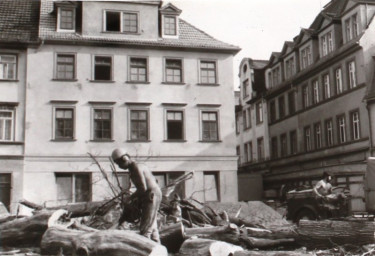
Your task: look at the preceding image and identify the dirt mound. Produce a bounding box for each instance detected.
[205,201,289,228]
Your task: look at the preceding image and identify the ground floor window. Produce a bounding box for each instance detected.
[0,173,11,211]
[56,173,91,203]
[153,172,186,199]
[204,172,220,202]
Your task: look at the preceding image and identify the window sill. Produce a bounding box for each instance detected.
[0,79,18,82]
[0,141,23,145]
[89,80,115,83]
[199,140,222,143]
[89,139,115,142]
[125,81,150,84]
[52,79,78,82]
[162,82,186,85]
[127,139,151,143]
[51,139,76,142]
[163,139,187,142]
[102,31,141,35]
[197,83,220,86]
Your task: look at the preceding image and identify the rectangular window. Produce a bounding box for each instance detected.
[55,108,74,140]
[285,57,295,79]
[0,55,16,80]
[202,111,218,141]
[278,96,285,119]
[123,12,138,33]
[348,60,357,88]
[164,16,177,36]
[114,172,131,191]
[325,119,334,147]
[0,106,15,141]
[0,174,11,211]
[166,110,184,140]
[290,130,297,155]
[236,146,240,165]
[345,18,351,41]
[165,59,182,83]
[93,109,112,140]
[321,32,333,56]
[129,57,147,82]
[59,8,75,30]
[204,172,219,202]
[350,110,360,140]
[105,11,138,33]
[268,72,273,88]
[302,85,310,108]
[200,61,216,84]
[242,110,247,131]
[337,114,346,144]
[243,79,249,98]
[56,173,91,203]
[56,54,75,80]
[256,102,263,124]
[130,110,148,141]
[312,80,320,104]
[335,67,343,94]
[345,14,359,42]
[288,91,296,115]
[270,100,276,123]
[304,126,311,152]
[244,142,252,163]
[323,74,331,99]
[153,172,186,198]
[272,66,281,86]
[280,133,287,157]
[235,113,240,134]
[301,46,312,69]
[94,56,112,81]
[243,108,251,129]
[257,137,264,161]
[314,123,322,149]
[271,137,278,159]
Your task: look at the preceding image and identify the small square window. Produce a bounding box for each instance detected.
[56,173,91,204]
[94,56,112,81]
[200,61,217,84]
[0,55,17,80]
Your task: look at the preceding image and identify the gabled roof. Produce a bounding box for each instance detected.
[268,52,281,66]
[294,28,315,46]
[280,41,295,56]
[38,0,240,53]
[250,59,268,70]
[0,0,40,43]
[160,2,182,15]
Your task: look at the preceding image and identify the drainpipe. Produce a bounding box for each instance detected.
[366,103,374,157]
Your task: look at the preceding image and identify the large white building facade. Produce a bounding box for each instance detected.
[0,0,240,213]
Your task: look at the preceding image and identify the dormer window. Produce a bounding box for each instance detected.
[104,11,139,33]
[160,3,182,38]
[345,13,359,42]
[300,45,312,70]
[164,16,177,36]
[55,2,77,32]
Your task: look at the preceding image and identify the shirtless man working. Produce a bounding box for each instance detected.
[111,148,162,243]
[314,172,346,203]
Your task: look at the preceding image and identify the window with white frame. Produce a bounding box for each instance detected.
[165,58,183,83]
[130,109,148,141]
[325,119,334,147]
[323,74,331,99]
[0,55,16,80]
[345,14,359,42]
[244,141,252,163]
[321,31,333,57]
[58,8,75,31]
[56,54,75,80]
[0,106,15,141]
[304,126,311,151]
[55,108,74,140]
[166,110,184,140]
[164,16,177,36]
[348,60,357,88]
[256,101,263,124]
[204,172,219,202]
[303,85,310,108]
[300,46,312,69]
[105,11,138,33]
[285,57,295,79]
[350,110,360,140]
[243,79,249,98]
[312,80,320,104]
[337,114,346,144]
[314,123,322,149]
[201,111,219,141]
[200,60,217,84]
[272,66,281,86]
[56,173,91,204]
[93,108,112,140]
[94,56,112,81]
[129,57,147,82]
[335,67,343,94]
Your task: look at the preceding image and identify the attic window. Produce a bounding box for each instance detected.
[57,7,76,31]
[164,16,177,35]
[243,65,247,73]
[106,12,121,32]
[104,11,139,33]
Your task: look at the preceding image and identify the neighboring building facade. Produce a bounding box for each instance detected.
[236,0,375,211]
[0,0,240,213]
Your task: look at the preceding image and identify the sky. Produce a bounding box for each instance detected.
[170,0,331,88]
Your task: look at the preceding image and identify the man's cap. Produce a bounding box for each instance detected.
[111,148,127,161]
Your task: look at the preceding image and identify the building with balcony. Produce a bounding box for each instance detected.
[0,0,240,213]
[236,0,375,210]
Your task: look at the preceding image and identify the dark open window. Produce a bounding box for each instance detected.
[167,110,183,140]
[94,56,112,81]
[106,11,120,32]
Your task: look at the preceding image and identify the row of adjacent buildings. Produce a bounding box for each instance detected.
[0,0,240,213]
[236,0,375,212]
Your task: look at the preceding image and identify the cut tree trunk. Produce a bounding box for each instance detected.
[185,223,241,245]
[296,219,375,249]
[234,250,313,256]
[159,222,185,253]
[72,229,168,256]
[0,210,52,247]
[41,227,85,255]
[246,226,297,240]
[243,237,295,249]
[178,238,243,256]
